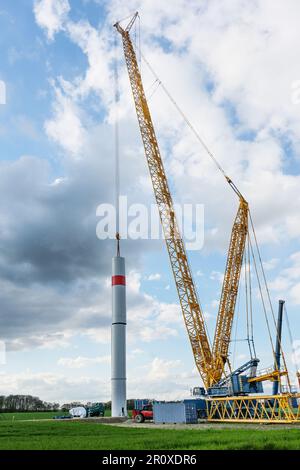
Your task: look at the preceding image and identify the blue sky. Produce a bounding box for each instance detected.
[0,0,300,403]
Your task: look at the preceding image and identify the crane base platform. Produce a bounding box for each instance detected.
[207,394,300,423]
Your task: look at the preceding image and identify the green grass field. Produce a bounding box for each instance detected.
[0,411,60,421]
[0,410,112,421]
[0,415,299,450]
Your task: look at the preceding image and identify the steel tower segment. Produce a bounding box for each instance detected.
[111,256,127,417]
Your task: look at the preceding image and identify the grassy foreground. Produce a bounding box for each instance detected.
[0,410,112,421]
[0,419,299,450]
[0,411,60,421]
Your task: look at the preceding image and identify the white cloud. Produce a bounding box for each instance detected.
[77,270,182,346]
[128,348,144,358]
[211,299,219,308]
[146,357,182,381]
[106,0,300,252]
[58,355,110,369]
[33,0,300,251]
[147,273,161,281]
[204,311,214,322]
[9,333,72,351]
[127,270,142,294]
[269,276,290,293]
[0,80,6,105]
[33,0,300,253]
[50,176,68,186]
[65,20,112,101]
[269,251,300,304]
[34,0,70,41]
[45,85,86,155]
[0,358,199,403]
[0,371,109,403]
[139,325,178,343]
[290,283,300,305]
[210,270,224,283]
[291,340,300,367]
[126,357,200,400]
[263,258,280,271]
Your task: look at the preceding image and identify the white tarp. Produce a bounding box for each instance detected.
[69,406,87,418]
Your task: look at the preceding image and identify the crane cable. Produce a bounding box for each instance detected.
[138,49,245,200]
[232,287,241,369]
[148,80,162,101]
[248,235,276,360]
[114,31,121,256]
[116,11,139,25]
[244,242,251,357]
[247,233,257,358]
[230,237,256,364]
[134,13,141,69]
[249,212,291,390]
[244,236,256,360]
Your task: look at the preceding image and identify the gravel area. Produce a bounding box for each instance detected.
[104,419,300,430]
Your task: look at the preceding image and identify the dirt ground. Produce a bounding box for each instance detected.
[99,418,300,430]
[22,416,300,430]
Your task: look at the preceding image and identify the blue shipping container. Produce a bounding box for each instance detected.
[183,399,206,411]
[134,399,150,410]
[183,399,207,418]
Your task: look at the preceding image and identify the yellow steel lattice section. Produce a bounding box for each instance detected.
[212,198,249,383]
[115,25,214,387]
[207,394,300,423]
[248,366,288,383]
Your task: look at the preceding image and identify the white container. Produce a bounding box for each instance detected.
[153,402,197,424]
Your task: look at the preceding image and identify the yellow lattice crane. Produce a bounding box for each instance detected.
[114,14,249,390]
[114,13,300,423]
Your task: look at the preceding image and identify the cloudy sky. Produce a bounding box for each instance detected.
[0,0,300,403]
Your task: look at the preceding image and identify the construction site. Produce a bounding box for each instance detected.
[108,12,300,427]
[1,1,300,457]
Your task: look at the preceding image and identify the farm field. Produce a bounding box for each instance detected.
[0,415,299,450]
[0,411,60,421]
[0,410,112,421]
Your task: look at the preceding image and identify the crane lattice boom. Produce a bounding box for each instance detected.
[115,18,248,389]
[212,198,248,383]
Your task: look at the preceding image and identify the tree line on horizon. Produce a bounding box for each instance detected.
[0,395,137,412]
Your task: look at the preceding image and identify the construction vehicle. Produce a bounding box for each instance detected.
[132,401,153,423]
[86,402,105,417]
[54,402,105,419]
[114,13,300,423]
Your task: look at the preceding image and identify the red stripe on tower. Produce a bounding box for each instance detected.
[112,275,126,286]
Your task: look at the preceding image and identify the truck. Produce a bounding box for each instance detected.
[132,401,153,423]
